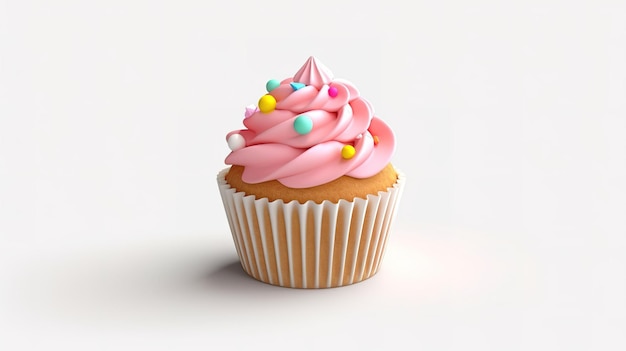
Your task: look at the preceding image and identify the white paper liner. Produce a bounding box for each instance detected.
[217,168,405,288]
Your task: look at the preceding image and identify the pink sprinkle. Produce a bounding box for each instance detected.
[244,105,258,118]
[328,86,338,97]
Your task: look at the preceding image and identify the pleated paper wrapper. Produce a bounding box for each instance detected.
[217,168,405,289]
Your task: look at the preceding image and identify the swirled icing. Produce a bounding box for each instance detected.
[225,57,395,188]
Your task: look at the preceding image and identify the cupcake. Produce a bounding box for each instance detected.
[217,56,404,288]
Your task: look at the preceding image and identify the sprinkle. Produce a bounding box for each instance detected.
[258,94,276,113]
[373,135,379,145]
[341,145,356,159]
[328,86,338,97]
[244,105,258,118]
[290,82,306,91]
[266,79,280,92]
[227,133,245,151]
[293,115,313,135]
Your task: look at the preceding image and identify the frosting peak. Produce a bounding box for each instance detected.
[292,56,334,89]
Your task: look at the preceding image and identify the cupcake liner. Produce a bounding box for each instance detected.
[217,168,405,288]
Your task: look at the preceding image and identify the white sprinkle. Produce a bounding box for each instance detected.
[227,134,246,151]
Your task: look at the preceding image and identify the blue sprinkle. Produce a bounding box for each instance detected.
[290,82,306,91]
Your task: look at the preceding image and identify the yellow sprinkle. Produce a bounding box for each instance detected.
[373,135,379,145]
[341,145,356,159]
[258,94,276,113]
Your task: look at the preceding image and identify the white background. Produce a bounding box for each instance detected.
[1,0,625,350]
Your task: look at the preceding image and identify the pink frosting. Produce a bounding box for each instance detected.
[225,57,395,188]
[292,56,334,89]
